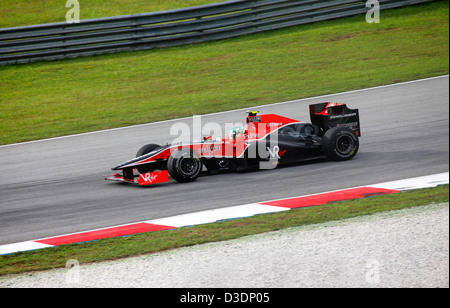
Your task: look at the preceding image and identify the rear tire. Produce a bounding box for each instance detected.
[322,127,359,161]
[167,148,202,183]
[135,144,161,174]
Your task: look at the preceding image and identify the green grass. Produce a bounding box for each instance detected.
[0,184,448,276]
[0,1,448,145]
[0,0,219,28]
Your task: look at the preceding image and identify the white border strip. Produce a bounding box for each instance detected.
[145,203,290,228]
[0,241,53,255]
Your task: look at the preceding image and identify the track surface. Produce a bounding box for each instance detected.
[0,76,448,245]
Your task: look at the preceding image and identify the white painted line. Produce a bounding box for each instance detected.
[370,172,449,191]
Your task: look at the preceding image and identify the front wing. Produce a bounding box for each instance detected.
[105,170,170,186]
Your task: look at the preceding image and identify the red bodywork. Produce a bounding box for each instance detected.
[105,113,300,186]
[120,114,299,169]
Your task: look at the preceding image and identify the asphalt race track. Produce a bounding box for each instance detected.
[0,76,448,245]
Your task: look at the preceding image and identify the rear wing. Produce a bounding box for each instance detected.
[309,103,361,137]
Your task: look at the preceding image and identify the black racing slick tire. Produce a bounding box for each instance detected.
[135,143,161,174]
[167,148,202,183]
[136,144,161,157]
[322,127,359,161]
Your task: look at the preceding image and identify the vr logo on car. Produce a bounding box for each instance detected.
[266,146,287,159]
[138,171,170,185]
[267,146,281,159]
[140,173,158,183]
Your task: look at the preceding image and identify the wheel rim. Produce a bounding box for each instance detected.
[179,157,200,176]
[336,134,354,155]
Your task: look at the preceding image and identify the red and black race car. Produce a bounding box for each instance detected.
[105,103,360,186]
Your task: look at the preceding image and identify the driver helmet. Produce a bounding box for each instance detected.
[229,126,245,140]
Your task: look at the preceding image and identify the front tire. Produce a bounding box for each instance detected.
[167,148,202,183]
[135,143,161,174]
[322,127,359,161]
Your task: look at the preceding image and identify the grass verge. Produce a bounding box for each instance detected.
[0,1,448,145]
[0,184,448,276]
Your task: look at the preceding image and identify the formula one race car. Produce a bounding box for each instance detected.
[105,103,360,186]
